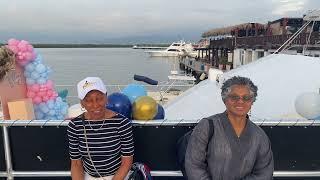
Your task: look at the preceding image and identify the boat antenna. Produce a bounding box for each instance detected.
[273,9,320,54]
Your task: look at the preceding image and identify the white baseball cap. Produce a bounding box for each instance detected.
[77,77,107,100]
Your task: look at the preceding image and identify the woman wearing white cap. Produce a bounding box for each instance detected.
[67,77,134,180]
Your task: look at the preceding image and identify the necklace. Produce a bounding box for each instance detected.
[87,119,106,131]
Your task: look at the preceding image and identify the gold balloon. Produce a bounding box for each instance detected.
[133,96,158,120]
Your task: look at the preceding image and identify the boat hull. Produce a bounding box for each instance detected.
[146,51,184,57]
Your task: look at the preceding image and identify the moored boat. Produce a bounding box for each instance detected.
[146,40,195,57]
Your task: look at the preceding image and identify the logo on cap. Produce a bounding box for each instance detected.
[82,81,95,90]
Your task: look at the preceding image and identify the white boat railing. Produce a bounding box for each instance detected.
[1,119,320,179]
[2,170,320,178]
[0,118,320,127]
[55,83,194,105]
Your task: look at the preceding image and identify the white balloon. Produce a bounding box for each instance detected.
[295,92,320,119]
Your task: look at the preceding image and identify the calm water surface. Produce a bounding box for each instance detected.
[36,48,181,98]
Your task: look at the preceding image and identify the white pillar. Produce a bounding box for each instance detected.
[264,50,270,57]
[233,49,241,68]
[252,50,259,61]
[244,50,252,64]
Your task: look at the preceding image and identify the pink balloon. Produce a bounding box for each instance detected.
[31,84,40,92]
[43,96,49,102]
[33,96,42,104]
[7,45,18,54]
[46,80,54,89]
[47,90,53,96]
[27,86,32,92]
[27,44,33,52]
[18,60,28,66]
[24,52,33,61]
[38,91,46,97]
[31,52,36,61]
[20,40,29,45]
[27,91,36,98]
[39,85,47,92]
[18,43,27,52]
[8,39,19,46]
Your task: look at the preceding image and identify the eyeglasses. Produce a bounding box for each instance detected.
[227,95,253,102]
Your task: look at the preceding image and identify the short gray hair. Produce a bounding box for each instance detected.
[221,76,258,102]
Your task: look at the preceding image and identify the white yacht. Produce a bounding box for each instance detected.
[146,40,195,57]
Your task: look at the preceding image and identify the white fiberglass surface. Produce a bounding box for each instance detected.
[164,54,320,121]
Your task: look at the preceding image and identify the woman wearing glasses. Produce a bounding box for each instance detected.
[185,76,274,180]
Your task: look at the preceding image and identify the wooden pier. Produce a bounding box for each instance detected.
[181,17,320,74]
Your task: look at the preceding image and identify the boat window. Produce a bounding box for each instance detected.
[168,49,180,52]
[172,44,180,46]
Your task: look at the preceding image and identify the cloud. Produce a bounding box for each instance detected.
[272,0,306,16]
[0,0,319,43]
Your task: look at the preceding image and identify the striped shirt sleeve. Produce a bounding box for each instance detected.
[67,120,81,160]
[118,118,134,156]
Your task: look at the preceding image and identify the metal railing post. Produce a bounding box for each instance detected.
[3,126,13,180]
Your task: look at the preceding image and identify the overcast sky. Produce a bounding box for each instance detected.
[0,0,319,43]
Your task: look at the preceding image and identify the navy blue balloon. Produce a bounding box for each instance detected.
[153,104,165,120]
[106,92,132,119]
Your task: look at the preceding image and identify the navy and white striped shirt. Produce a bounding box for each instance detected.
[67,113,134,177]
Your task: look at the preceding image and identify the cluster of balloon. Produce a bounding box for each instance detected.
[106,84,165,120]
[295,92,320,120]
[7,39,36,66]
[6,39,68,120]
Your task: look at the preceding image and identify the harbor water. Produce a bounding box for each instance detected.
[36,48,182,103]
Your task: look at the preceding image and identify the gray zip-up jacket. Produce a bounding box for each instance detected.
[185,112,274,180]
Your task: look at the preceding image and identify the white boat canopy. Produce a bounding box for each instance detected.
[164,54,320,121]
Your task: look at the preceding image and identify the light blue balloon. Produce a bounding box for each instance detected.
[47,67,52,74]
[56,97,63,103]
[48,110,56,116]
[34,104,39,111]
[26,78,35,85]
[31,71,40,80]
[47,100,55,109]
[34,54,42,63]
[122,84,147,103]
[49,116,57,120]
[35,110,44,120]
[40,104,49,113]
[35,64,46,73]
[40,72,48,78]
[24,71,31,78]
[37,77,46,84]
[61,104,68,115]
[25,63,34,72]
[39,102,46,108]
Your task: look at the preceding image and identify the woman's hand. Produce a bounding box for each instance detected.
[71,159,84,180]
[112,156,133,180]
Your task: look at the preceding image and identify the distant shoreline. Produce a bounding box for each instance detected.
[0,43,170,48]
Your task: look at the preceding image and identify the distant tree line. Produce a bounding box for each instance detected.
[0,43,170,48]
